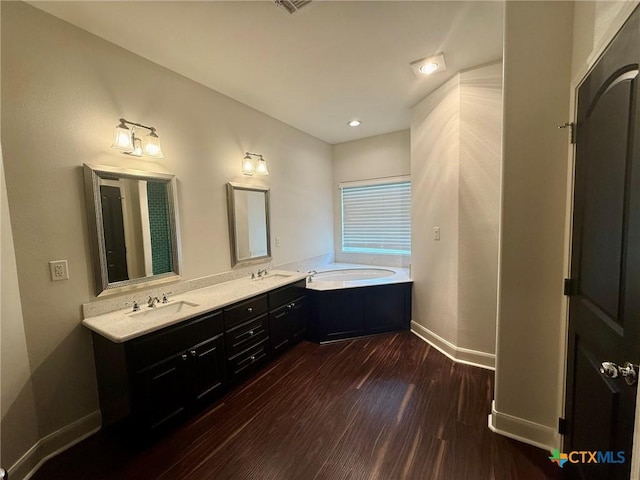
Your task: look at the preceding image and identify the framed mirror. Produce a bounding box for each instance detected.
[83,164,182,296]
[226,182,271,267]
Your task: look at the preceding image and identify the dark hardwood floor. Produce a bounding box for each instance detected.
[34,332,562,479]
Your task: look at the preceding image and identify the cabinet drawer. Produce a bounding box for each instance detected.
[225,314,269,358]
[227,338,270,380]
[269,280,306,309]
[224,295,268,330]
[127,310,223,370]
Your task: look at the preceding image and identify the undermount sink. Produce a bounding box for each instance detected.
[130,300,199,319]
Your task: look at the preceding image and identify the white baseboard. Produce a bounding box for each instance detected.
[488,400,560,452]
[411,321,495,370]
[9,410,101,480]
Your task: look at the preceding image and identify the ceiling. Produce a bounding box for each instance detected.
[29,1,504,144]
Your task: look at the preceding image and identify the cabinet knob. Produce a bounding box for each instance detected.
[249,330,254,336]
[190,350,197,357]
[247,307,253,313]
[181,353,188,361]
[250,355,256,362]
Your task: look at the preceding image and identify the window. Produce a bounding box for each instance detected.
[340,177,411,255]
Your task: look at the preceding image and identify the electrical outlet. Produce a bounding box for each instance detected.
[434,227,441,241]
[49,260,69,281]
[276,237,281,247]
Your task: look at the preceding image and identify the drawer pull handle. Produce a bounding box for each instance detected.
[190,350,197,357]
[250,355,256,362]
[181,353,188,361]
[249,330,254,336]
[247,307,253,313]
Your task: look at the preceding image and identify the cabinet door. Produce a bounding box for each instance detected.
[317,289,365,341]
[269,305,290,354]
[289,296,307,343]
[134,353,188,431]
[363,284,410,334]
[190,334,226,407]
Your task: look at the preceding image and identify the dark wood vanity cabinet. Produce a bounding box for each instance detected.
[224,294,271,383]
[269,280,307,355]
[92,310,226,431]
[91,280,308,433]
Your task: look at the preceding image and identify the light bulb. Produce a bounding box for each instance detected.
[111,122,133,151]
[419,62,439,75]
[144,131,164,158]
[242,154,255,175]
[255,157,269,175]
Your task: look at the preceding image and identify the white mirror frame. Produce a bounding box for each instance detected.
[83,163,182,296]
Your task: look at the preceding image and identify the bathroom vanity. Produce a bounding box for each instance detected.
[84,274,307,432]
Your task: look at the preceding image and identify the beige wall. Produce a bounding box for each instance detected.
[491,1,574,450]
[1,153,41,472]
[458,64,502,356]
[410,62,502,366]
[411,75,461,345]
[1,1,333,473]
[332,129,411,267]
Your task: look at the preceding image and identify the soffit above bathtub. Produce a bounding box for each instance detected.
[28,1,504,145]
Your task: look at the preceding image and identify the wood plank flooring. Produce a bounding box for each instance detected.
[33,332,562,479]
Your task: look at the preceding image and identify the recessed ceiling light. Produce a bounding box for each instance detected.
[410,52,447,77]
[419,62,439,75]
[348,120,361,127]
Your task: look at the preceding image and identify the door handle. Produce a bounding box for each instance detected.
[600,361,638,385]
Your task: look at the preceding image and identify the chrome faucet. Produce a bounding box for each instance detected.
[257,268,268,277]
[147,296,161,308]
[307,270,317,283]
[127,300,140,312]
[161,292,171,303]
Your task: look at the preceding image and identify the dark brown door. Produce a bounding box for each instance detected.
[565,6,640,480]
[100,185,129,282]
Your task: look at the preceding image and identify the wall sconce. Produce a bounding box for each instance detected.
[111,118,164,159]
[242,152,269,176]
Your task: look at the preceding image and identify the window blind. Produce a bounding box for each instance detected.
[341,180,411,255]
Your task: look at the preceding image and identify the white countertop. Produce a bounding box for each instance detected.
[82,270,307,343]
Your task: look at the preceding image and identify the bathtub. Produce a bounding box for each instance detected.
[305,264,411,291]
[305,264,412,343]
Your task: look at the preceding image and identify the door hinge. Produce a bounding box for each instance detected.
[558,417,567,435]
[558,122,576,144]
[564,278,576,296]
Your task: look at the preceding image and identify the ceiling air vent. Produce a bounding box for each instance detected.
[274,0,312,15]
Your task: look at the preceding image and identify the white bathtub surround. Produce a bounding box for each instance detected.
[306,263,411,291]
[334,251,410,268]
[83,270,307,343]
[276,252,334,274]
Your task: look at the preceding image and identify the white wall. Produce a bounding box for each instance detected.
[1,1,333,474]
[410,62,502,368]
[490,1,574,451]
[332,129,411,267]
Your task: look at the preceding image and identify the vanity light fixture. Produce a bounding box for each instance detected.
[410,52,447,77]
[242,152,269,176]
[110,118,164,159]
